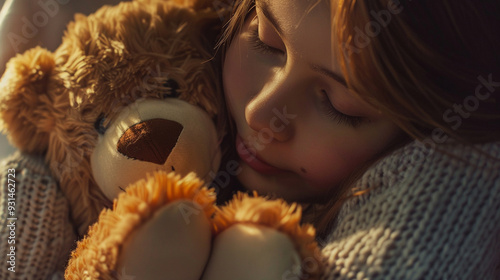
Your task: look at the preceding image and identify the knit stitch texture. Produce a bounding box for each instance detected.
[320,141,500,280]
[0,152,76,280]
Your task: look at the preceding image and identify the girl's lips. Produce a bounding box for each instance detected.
[236,136,286,176]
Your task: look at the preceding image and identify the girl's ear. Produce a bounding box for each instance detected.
[0,46,67,155]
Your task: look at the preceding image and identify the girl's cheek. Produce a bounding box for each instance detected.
[299,143,368,191]
[224,41,249,99]
[304,163,347,192]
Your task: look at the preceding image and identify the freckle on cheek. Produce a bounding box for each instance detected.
[300,167,307,173]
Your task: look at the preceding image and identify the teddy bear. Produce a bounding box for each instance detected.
[0,0,225,238]
[0,0,322,279]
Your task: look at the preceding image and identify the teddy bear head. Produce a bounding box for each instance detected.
[0,0,229,235]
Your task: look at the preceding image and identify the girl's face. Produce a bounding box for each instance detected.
[223,0,401,202]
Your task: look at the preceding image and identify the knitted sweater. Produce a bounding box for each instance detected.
[1,142,499,279]
[0,152,77,280]
[320,141,500,280]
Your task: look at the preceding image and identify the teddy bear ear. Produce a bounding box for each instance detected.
[0,46,66,155]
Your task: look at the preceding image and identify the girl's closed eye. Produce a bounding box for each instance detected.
[249,27,284,55]
[247,10,364,128]
[318,90,365,128]
[247,10,285,55]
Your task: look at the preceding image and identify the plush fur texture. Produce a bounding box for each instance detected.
[1,0,322,278]
[0,0,225,236]
[65,171,216,279]
[213,192,323,279]
[65,171,322,279]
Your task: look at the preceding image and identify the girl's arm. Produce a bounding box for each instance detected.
[0,152,76,279]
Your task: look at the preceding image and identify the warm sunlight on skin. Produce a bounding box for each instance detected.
[223,0,402,202]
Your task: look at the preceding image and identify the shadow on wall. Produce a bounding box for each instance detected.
[0,1,14,158]
[0,133,16,159]
[0,1,11,158]
[0,0,126,159]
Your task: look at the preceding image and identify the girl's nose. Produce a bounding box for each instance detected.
[245,77,297,142]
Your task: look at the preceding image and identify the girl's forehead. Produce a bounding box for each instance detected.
[258,0,338,73]
[257,0,331,31]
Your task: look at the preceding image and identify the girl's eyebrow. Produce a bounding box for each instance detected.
[255,0,284,35]
[256,0,347,88]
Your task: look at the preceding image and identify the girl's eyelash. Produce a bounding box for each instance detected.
[319,90,364,128]
[247,14,361,128]
[249,27,284,55]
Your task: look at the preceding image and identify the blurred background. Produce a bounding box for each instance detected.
[0,0,14,158]
[0,0,124,159]
[0,0,10,158]
[0,133,15,159]
[0,135,15,159]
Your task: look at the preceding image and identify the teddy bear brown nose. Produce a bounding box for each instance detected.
[117,119,183,165]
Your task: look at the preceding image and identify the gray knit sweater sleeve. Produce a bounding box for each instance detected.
[320,141,500,280]
[0,152,77,280]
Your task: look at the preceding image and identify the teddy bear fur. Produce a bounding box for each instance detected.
[0,0,322,278]
[65,171,321,279]
[0,0,226,236]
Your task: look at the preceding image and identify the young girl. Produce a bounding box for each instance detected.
[1,0,499,279]
[209,0,500,278]
[122,0,500,279]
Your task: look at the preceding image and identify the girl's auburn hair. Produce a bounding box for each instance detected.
[333,0,500,144]
[218,0,500,236]
[220,0,500,143]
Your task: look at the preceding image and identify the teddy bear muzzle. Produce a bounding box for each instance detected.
[117,118,183,165]
[91,98,221,202]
